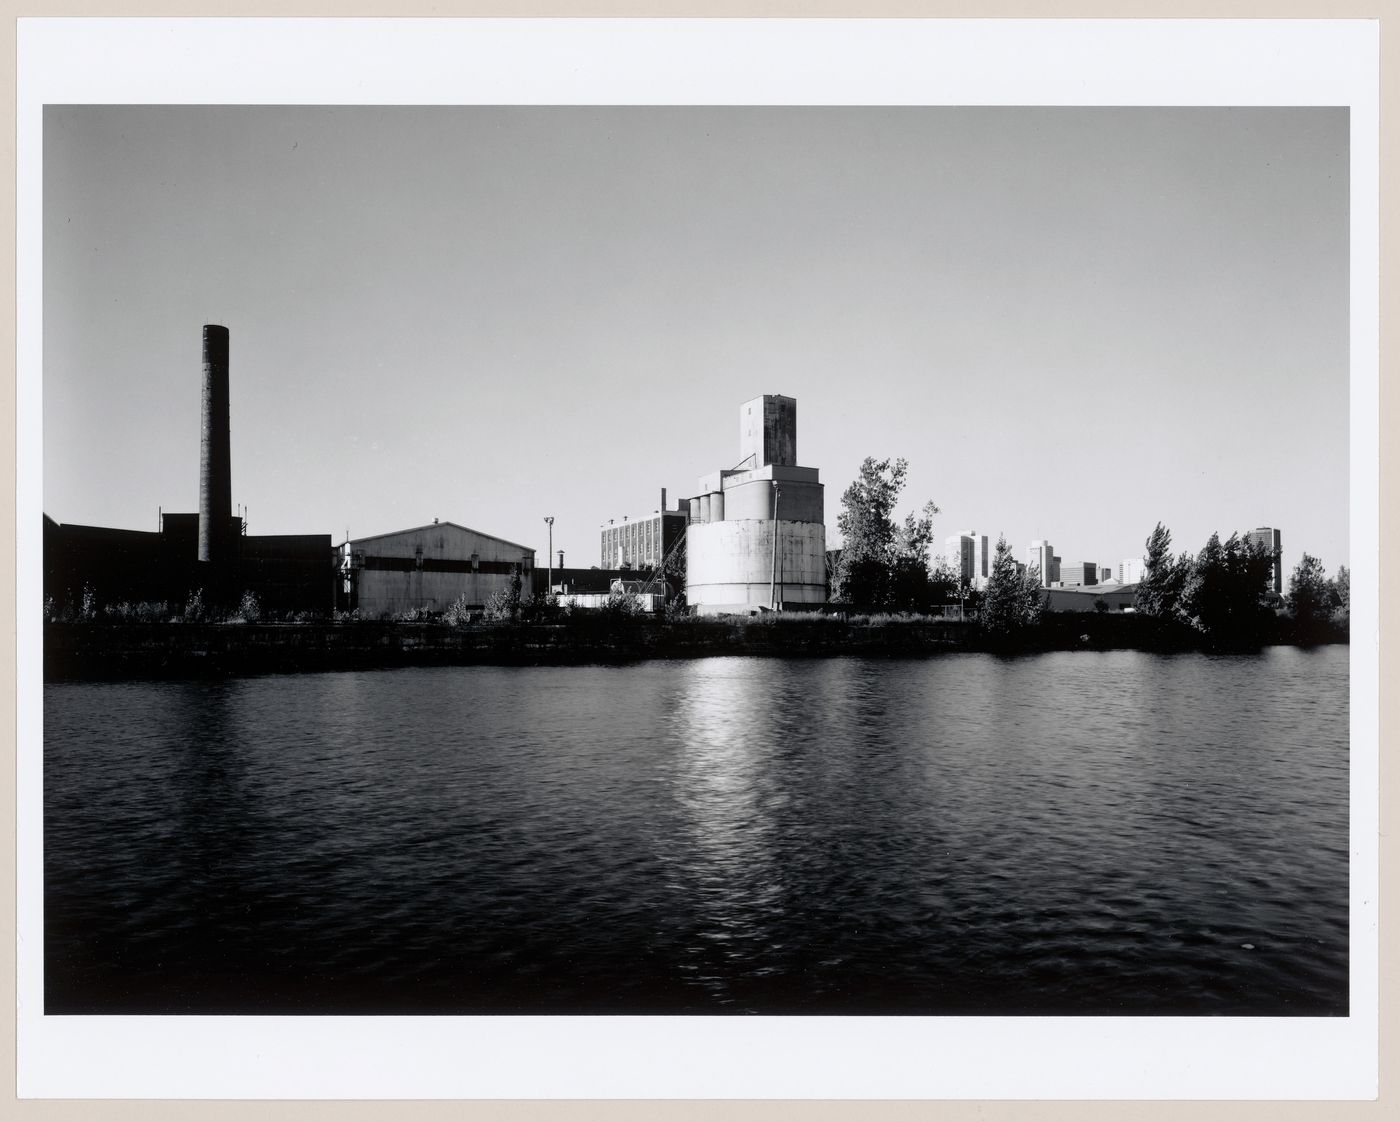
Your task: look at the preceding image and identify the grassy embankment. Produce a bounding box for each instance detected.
[42,606,1347,681]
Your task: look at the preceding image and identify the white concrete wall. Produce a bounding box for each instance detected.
[722,477,823,523]
[686,520,826,613]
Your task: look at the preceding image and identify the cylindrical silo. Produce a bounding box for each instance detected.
[198,324,231,564]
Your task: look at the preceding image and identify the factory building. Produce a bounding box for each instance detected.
[944,531,989,589]
[44,325,334,617]
[341,521,535,618]
[684,394,826,615]
[600,489,689,572]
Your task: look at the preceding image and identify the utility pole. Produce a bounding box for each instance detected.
[770,484,782,612]
[544,516,554,596]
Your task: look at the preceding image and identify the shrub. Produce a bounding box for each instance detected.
[78,583,97,621]
[443,594,475,627]
[182,588,206,623]
[602,588,646,618]
[101,600,168,623]
[519,592,561,624]
[483,577,523,622]
[236,590,262,624]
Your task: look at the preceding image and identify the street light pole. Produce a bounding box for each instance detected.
[769,484,782,612]
[544,517,554,596]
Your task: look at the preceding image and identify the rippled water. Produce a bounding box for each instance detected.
[44,648,1349,1015]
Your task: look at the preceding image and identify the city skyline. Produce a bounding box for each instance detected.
[44,105,1349,592]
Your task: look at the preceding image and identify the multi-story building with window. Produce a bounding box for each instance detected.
[944,531,990,589]
[600,489,688,572]
[1028,540,1061,587]
[1245,526,1283,594]
[1058,561,1098,587]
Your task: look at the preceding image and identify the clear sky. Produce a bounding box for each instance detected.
[43,105,1349,579]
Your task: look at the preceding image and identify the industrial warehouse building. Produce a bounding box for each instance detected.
[1044,585,1139,613]
[340,521,536,618]
[44,325,334,617]
[44,513,335,618]
[684,394,827,614]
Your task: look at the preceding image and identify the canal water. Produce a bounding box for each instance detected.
[43,648,1349,1015]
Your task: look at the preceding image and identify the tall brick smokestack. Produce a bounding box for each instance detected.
[198,324,231,564]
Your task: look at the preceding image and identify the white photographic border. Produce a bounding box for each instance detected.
[15,17,1381,1100]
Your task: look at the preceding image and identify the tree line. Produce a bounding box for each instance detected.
[830,457,1348,646]
[1136,522,1348,645]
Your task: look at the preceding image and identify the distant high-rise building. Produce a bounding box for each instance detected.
[1100,566,1114,583]
[1028,540,1061,587]
[1120,557,1146,585]
[944,530,989,589]
[1245,526,1283,594]
[1059,561,1098,587]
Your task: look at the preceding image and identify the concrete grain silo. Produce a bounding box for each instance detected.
[684,395,827,614]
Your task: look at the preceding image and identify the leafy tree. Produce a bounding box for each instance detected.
[660,535,687,601]
[519,591,561,624]
[602,587,647,618]
[444,593,475,626]
[236,590,261,624]
[1180,531,1273,643]
[1331,564,1350,615]
[833,457,940,611]
[1286,553,1333,634]
[483,573,523,621]
[926,557,962,606]
[980,535,1044,636]
[1135,522,1190,620]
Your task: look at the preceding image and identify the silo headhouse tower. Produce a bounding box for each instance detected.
[684,394,827,614]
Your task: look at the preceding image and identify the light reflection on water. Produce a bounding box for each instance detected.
[44,648,1349,1015]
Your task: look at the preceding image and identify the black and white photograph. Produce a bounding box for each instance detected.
[18,17,1379,1102]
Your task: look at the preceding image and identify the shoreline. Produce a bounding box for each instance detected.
[42,615,1349,681]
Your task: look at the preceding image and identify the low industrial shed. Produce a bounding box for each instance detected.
[341,521,535,618]
[1043,584,1139,613]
